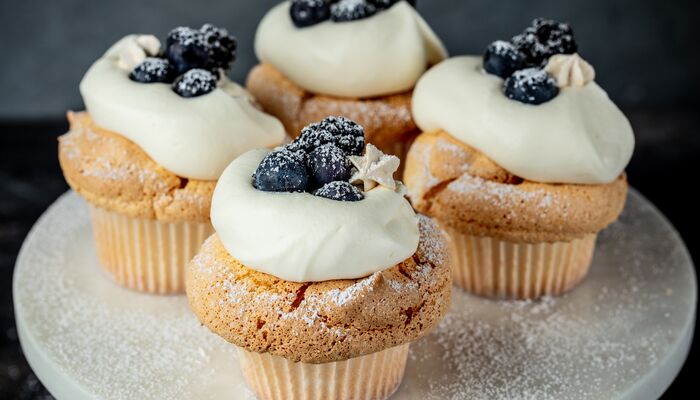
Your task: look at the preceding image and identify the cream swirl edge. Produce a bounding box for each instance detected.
[80,35,286,181]
[255,1,447,98]
[211,150,420,283]
[412,56,635,185]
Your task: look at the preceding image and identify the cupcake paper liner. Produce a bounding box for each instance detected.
[236,344,409,400]
[443,227,597,299]
[89,205,213,294]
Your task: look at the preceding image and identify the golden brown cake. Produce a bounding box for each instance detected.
[247,63,419,162]
[57,26,285,294]
[405,131,627,298]
[186,115,451,399]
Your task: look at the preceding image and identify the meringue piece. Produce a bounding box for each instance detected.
[255,1,447,98]
[545,53,596,88]
[412,56,634,185]
[115,35,161,71]
[211,150,420,282]
[349,144,400,191]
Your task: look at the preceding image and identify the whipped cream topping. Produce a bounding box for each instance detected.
[255,1,447,98]
[115,35,161,70]
[80,35,286,181]
[412,56,635,185]
[211,150,420,282]
[545,53,596,88]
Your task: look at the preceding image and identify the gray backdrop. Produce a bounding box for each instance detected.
[1,0,698,119]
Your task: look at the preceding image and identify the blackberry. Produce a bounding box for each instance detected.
[331,0,378,22]
[295,116,365,156]
[512,18,577,66]
[164,24,237,74]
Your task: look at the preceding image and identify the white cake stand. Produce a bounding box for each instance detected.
[13,190,696,400]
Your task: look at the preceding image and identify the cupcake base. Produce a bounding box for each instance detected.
[89,205,213,294]
[443,227,596,299]
[236,344,409,400]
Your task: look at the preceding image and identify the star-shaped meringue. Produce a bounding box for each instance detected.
[349,144,400,192]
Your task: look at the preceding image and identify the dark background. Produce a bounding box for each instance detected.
[0,0,697,398]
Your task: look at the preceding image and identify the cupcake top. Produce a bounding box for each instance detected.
[80,25,285,181]
[254,0,447,98]
[210,117,419,282]
[412,18,635,185]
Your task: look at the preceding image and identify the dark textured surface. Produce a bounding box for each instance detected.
[1,0,700,118]
[0,111,697,398]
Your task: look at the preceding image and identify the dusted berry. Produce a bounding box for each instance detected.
[314,181,364,202]
[504,68,559,105]
[199,24,238,71]
[512,18,577,66]
[164,27,210,74]
[368,0,399,8]
[172,69,217,98]
[129,58,176,83]
[165,24,237,74]
[483,41,526,78]
[254,149,309,192]
[290,0,331,28]
[308,144,352,188]
[295,116,365,155]
[331,0,378,22]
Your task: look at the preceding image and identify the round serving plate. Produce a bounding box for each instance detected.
[13,190,696,400]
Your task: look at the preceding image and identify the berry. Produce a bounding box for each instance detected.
[483,41,526,79]
[504,68,559,105]
[199,24,238,71]
[331,0,378,22]
[172,69,218,98]
[512,18,577,66]
[368,0,398,8]
[164,24,237,74]
[308,144,352,188]
[314,181,364,202]
[253,149,309,192]
[290,0,331,28]
[294,116,365,155]
[129,58,176,83]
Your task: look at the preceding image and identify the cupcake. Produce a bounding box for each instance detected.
[404,19,634,299]
[186,117,451,400]
[246,0,447,169]
[58,25,285,294]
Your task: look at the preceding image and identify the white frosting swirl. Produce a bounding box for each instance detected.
[211,150,420,282]
[255,1,447,98]
[80,35,286,181]
[412,56,635,184]
[545,53,596,88]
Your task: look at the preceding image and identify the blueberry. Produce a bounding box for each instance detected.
[331,0,378,22]
[290,0,331,28]
[483,41,527,79]
[164,24,237,74]
[314,181,364,202]
[308,144,352,188]
[129,58,176,83]
[504,68,559,105]
[294,116,365,156]
[512,18,577,66]
[164,27,210,74]
[172,69,218,98]
[254,149,309,192]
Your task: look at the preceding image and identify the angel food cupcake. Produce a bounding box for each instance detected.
[187,117,451,400]
[247,0,447,168]
[58,25,285,294]
[404,19,634,299]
